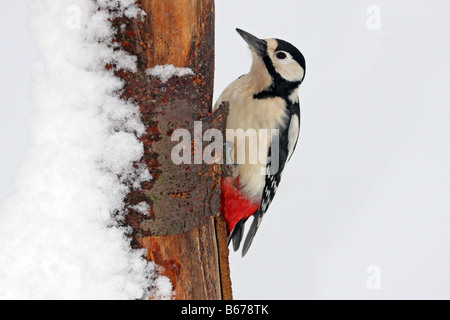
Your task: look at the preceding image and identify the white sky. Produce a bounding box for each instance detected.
[216,0,450,299]
[1,0,450,299]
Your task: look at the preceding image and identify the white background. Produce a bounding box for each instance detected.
[1,0,450,299]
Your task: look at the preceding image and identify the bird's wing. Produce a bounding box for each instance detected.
[241,104,300,256]
[287,112,300,162]
[241,143,284,256]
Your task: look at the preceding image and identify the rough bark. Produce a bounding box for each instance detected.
[110,0,232,300]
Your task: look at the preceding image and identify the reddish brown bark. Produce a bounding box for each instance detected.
[109,0,232,300]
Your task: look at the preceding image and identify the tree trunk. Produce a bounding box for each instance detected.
[110,0,232,300]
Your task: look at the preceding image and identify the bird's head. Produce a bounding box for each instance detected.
[236,28,306,87]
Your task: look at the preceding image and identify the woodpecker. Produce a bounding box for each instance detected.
[214,29,306,256]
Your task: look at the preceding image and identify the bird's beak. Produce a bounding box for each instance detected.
[236,28,267,57]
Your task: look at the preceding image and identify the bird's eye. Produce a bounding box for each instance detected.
[276,51,287,60]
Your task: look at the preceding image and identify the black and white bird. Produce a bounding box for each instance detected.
[215,29,306,256]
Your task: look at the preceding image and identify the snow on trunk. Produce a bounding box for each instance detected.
[0,0,172,300]
[146,65,195,83]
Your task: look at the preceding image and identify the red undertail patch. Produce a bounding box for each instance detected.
[220,176,260,234]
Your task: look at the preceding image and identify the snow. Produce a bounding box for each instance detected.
[146,64,194,83]
[0,0,172,300]
[130,202,151,216]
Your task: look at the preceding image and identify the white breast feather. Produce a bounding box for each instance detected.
[215,69,288,202]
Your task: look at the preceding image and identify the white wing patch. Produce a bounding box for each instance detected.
[287,114,300,161]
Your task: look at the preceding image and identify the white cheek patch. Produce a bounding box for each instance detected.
[275,61,304,82]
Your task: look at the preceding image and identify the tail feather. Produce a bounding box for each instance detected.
[242,210,263,257]
[228,219,245,251]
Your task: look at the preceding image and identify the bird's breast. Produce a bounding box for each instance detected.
[227,95,288,132]
[225,94,288,201]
